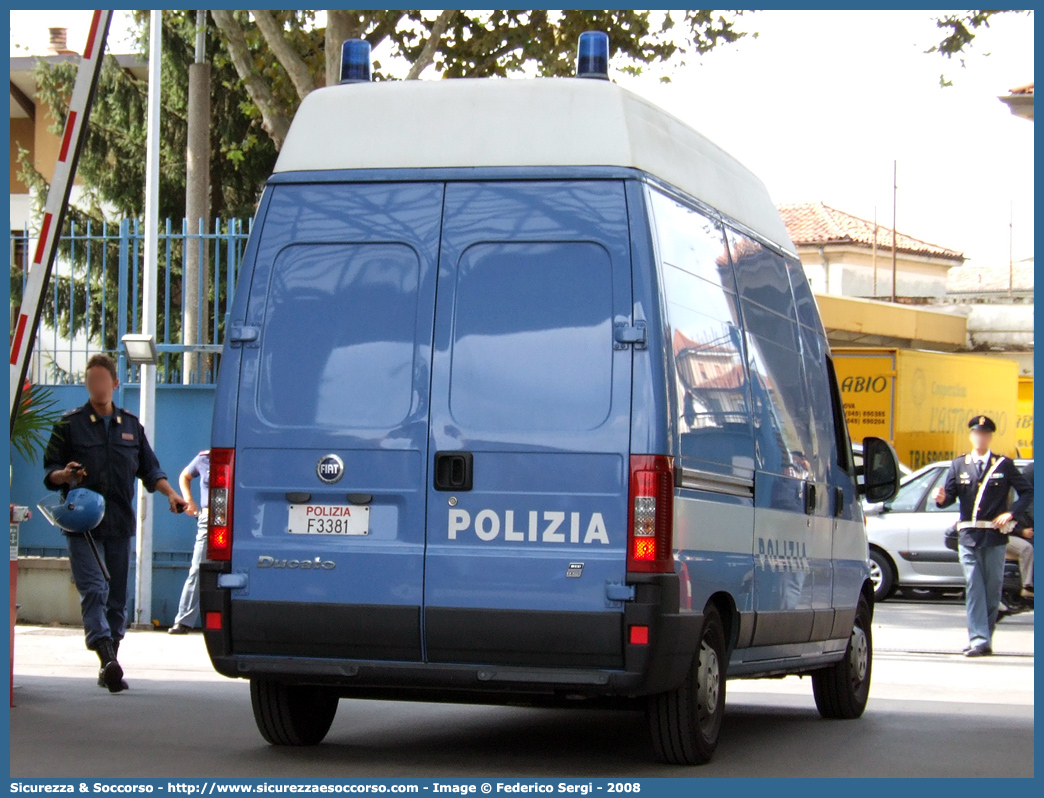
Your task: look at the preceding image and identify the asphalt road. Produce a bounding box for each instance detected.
[9,598,1034,778]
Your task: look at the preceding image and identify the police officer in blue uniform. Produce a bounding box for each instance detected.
[43,354,189,691]
[932,415,1033,656]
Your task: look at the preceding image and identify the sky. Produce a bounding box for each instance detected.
[9,9,1035,270]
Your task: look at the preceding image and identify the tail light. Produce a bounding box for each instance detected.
[627,455,675,573]
[207,448,235,561]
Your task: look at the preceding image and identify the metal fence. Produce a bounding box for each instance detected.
[10,217,251,386]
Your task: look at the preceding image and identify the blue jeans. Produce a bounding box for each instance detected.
[173,511,208,628]
[959,542,1007,648]
[66,534,131,650]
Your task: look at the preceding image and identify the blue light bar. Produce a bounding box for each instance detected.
[340,39,372,84]
[576,31,609,80]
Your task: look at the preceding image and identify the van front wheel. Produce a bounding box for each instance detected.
[812,595,872,719]
[250,678,339,745]
[647,605,726,765]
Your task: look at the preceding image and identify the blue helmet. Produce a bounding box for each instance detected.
[37,488,106,533]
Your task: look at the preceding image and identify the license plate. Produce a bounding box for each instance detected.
[287,504,369,535]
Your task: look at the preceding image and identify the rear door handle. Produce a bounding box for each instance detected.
[229,325,260,347]
[804,482,817,516]
[434,451,473,491]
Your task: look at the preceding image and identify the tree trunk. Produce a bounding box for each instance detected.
[325,10,354,88]
[212,10,291,150]
[250,10,316,100]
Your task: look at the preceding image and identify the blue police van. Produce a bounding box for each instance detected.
[200,34,901,765]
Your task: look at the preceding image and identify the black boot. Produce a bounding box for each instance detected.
[94,637,127,693]
[111,639,129,691]
[95,640,108,688]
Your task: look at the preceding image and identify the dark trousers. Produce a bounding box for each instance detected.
[959,542,1006,648]
[66,534,132,649]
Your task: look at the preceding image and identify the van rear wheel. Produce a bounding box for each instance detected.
[812,595,872,719]
[647,605,726,765]
[250,678,339,746]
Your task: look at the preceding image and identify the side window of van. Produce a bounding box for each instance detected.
[727,228,814,478]
[730,227,796,321]
[648,189,753,476]
[648,190,737,292]
[785,254,821,332]
[798,326,841,483]
[825,356,854,474]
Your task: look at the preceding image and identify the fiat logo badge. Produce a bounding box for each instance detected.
[316,454,344,484]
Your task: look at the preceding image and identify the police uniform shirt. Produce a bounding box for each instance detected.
[43,402,167,538]
[970,451,990,474]
[936,452,1034,548]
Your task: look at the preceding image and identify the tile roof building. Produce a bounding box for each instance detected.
[999,83,1033,121]
[779,202,964,299]
[946,260,1034,295]
[779,202,1032,379]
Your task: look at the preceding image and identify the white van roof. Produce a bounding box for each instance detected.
[275,78,794,252]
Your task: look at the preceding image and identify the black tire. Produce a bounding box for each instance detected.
[812,594,872,719]
[250,679,339,746]
[868,549,895,603]
[648,605,727,765]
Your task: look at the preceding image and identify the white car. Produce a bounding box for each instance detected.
[864,463,959,602]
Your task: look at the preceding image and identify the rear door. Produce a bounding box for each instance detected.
[422,181,634,668]
[230,181,444,661]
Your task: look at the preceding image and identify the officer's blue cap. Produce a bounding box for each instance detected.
[968,415,996,432]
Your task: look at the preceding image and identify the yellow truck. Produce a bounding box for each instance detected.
[1017,376,1033,458]
[832,348,1020,471]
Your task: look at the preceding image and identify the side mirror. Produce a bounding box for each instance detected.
[858,436,901,503]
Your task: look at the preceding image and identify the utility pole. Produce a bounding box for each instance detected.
[183,10,211,383]
[134,10,162,629]
[891,160,898,303]
[872,206,878,297]
[1008,201,1014,298]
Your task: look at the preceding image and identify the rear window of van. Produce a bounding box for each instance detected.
[258,242,421,428]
